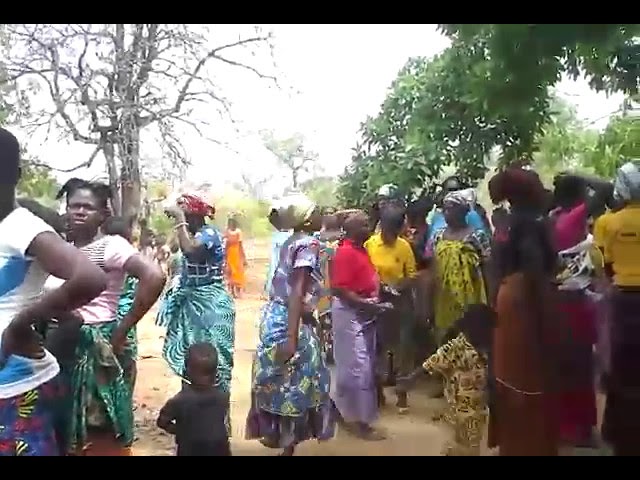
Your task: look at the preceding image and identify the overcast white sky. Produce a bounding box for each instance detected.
[13,24,625,194]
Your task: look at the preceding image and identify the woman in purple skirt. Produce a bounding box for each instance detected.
[331,211,391,440]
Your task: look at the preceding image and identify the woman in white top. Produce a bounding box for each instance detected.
[0,128,107,456]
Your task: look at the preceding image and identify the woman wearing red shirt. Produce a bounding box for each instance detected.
[331,211,391,441]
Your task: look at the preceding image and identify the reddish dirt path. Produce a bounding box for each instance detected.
[130,240,481,456]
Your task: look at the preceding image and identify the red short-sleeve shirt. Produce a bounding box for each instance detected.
[330,238,379,298]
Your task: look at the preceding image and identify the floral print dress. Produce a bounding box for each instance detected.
[245,232,335,449]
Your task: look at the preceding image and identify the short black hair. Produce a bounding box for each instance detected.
[553,175,585,207]
[407,196,434,224]
[0,128,21,186]
[56,177,112,209]
[379,205,406,233]
[322,213,341,231]
[186,343,219,379]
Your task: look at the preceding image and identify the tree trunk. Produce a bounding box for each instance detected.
[103,137,122,215]
[118,113,142,219]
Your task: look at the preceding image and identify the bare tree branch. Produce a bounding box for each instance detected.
[1,24,279,214]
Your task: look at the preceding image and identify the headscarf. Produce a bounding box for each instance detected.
[613,160,640,202]
[488,167,546,208]
[177,193,215,217]
[271,190,316,230]
[443,188,476,207]
[377,184,399,199]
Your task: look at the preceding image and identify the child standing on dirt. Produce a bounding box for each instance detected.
[396,304,496,456]
[157,343,231,456]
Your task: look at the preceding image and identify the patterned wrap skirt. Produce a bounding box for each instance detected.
[62,321,136,454]
[156,281,235,394]
[245,301,336,449]
[0,378,64,456]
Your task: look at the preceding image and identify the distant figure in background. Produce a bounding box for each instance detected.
[224,217,247,298]
[167,238,183,288]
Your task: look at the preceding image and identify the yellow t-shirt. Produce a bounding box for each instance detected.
[593,211,614,249]
[364,233,417,286]
[603,205,640,287]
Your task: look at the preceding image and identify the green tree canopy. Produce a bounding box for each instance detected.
[338,24,639,207]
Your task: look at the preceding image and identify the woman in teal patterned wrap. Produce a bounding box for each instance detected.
[157,193,235,430]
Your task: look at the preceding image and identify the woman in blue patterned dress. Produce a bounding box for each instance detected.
[157,193,235,428]
[245,191,336,456]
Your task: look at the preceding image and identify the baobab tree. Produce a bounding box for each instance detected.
[1,24,278,216]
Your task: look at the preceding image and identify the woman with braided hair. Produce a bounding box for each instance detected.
[487,167,561,456]
[58,178,166,455]
[159,193,236,434]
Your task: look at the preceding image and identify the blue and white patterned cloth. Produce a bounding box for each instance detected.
[156,224,235,395]
[245,233,335,449]
[0,208,59,400]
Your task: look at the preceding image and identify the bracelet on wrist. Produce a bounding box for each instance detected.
[174,222,188,230]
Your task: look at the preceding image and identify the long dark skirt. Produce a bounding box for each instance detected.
[602,287,640,455]
[376,289,415,382]
[556,291,597,444]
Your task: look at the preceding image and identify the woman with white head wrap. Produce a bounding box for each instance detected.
[428,181,489,243]
[246,191,335,455]
[424,187,491,347]
[600,160,640,456]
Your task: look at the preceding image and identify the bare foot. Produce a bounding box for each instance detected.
[342,422,386,441]
[279,446,295,456]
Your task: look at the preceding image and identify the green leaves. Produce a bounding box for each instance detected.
[338,24,639,208]
[17,162,60,203]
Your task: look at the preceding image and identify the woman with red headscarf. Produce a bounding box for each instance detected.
[487,167,562,456]
[158,193,235,434]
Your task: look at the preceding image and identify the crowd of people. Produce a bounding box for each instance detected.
[1,123,639,457]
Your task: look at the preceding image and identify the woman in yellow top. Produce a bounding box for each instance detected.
[364,205,417,412]
[601,161,640,456]
[224,217,247,298]
[425,190,490,345]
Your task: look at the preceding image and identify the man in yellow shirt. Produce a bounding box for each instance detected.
[364,206,417,412]
[600,161,640,456]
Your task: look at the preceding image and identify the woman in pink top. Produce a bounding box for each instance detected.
[550,174,612,447]
[57,179,165,456]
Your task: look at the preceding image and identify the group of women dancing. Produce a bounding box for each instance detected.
[243,160,640,457]
[2,121,640,457]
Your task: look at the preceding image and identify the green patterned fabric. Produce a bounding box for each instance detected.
[64,321,135,452]
[116,275,138,361]
[156,282,235,393]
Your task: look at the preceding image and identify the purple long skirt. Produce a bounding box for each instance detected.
[331,298,378,425]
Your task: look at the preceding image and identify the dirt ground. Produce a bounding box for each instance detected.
[131,239,458,456]
[130,240,607,456]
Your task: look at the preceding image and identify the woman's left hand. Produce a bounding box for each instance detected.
[110,325,128,355]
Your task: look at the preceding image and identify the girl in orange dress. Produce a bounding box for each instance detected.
[224,217,247,298]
